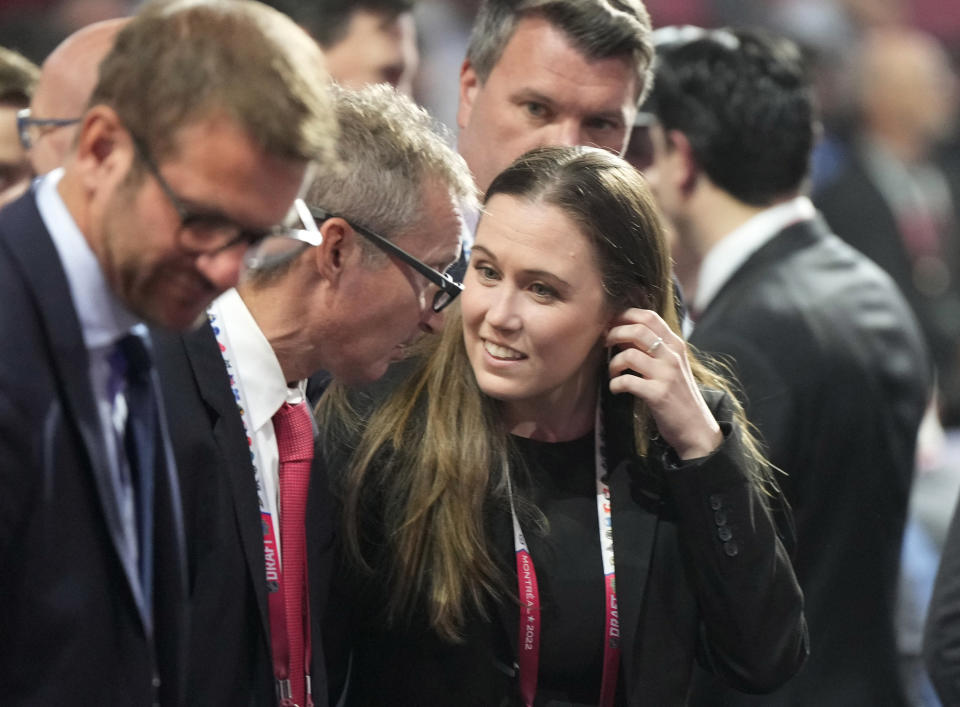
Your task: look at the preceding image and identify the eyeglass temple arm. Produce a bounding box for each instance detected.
[306,204,463,292]
[294,198,324,245]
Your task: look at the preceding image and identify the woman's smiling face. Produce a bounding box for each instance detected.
[462,194,611,420]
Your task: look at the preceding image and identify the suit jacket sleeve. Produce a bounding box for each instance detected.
[663,391,808,693]
[924,495,960,704]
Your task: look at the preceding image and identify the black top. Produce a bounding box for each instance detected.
[511,432,624,707]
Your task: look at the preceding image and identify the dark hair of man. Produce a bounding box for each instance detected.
[644,27,815,206]
[466,0,654,102]
[262,0,415,48]
[91,0,336,164]
[0,45,39,105]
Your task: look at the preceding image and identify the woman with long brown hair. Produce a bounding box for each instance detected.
[320,145,807,706]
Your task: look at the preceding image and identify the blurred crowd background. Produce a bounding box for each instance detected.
[4,0,959,150]
[2,0,960,704]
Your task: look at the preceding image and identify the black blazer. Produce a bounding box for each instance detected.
[688,217,931,706]
[153,319,337,707]
[322,387,808,706]
[0,190,188,705]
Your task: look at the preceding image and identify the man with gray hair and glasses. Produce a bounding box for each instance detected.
[152,83,474,707]
[0,1,335,705]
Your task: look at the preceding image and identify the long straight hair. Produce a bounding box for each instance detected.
[323,146,772,641]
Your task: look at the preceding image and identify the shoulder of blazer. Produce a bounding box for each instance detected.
[0,190,104,466]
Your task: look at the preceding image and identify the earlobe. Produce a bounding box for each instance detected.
[314,217,351,282]
[457,60,479,131]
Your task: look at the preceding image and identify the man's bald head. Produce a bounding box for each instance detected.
[29,17,128,174]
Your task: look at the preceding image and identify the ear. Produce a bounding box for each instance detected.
[311,216,356,285]
[457,59,480,131]
[665,129,699,196]
[72,105,132,193]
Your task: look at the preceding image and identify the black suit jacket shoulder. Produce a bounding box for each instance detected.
[0,190,188,706]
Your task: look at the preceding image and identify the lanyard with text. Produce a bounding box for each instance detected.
[505,401,620,707]
[208,306,313,707]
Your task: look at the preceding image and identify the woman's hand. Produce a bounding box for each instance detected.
[606,308,722,460]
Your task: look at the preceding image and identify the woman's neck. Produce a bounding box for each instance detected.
[504,384,598,443]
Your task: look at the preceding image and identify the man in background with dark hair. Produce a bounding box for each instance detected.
[641,26,930,706]
[266,0,419,93]
[0,45,38,207]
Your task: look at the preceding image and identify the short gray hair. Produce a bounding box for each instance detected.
[466,0,655,103]
[305,83,476,262]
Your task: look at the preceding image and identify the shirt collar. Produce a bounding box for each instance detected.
[37,168,141,349]
[692,196,816,317]
[211,288,304,432]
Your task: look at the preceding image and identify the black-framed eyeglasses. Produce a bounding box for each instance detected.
[278,199,462,313]
[129,132,291,257]
[16,108,81,150]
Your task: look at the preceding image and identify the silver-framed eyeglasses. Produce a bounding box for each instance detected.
[129,131,292,257]
[16,108,81,150]
[252,198,463,313]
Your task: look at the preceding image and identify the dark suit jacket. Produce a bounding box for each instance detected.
[815,150,960,422]
[0,190,188,705]
[153,319,337,707]
[688,216,931,706]
[322,387,808,706]
[924,489,960,704]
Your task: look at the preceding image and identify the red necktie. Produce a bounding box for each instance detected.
[273,401,314,707]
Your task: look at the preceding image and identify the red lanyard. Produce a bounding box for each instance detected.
[209,306,313,706]
[263,511,313,707]
[506,403,620,707]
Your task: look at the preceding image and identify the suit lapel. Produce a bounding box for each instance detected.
[182,322,271,640]
[0,192,150,627]
[607,455,660,697]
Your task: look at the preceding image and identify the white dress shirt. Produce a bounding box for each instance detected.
[207,288,306,565]
[690,196,817,334]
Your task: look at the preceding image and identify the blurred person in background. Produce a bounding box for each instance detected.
[641,25,931,706]
[0,45,37,207]
[815,27,960,427]
[19,18,127,176]
[264,0,419,94]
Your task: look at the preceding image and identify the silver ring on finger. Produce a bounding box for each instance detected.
[646,336,664,355]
